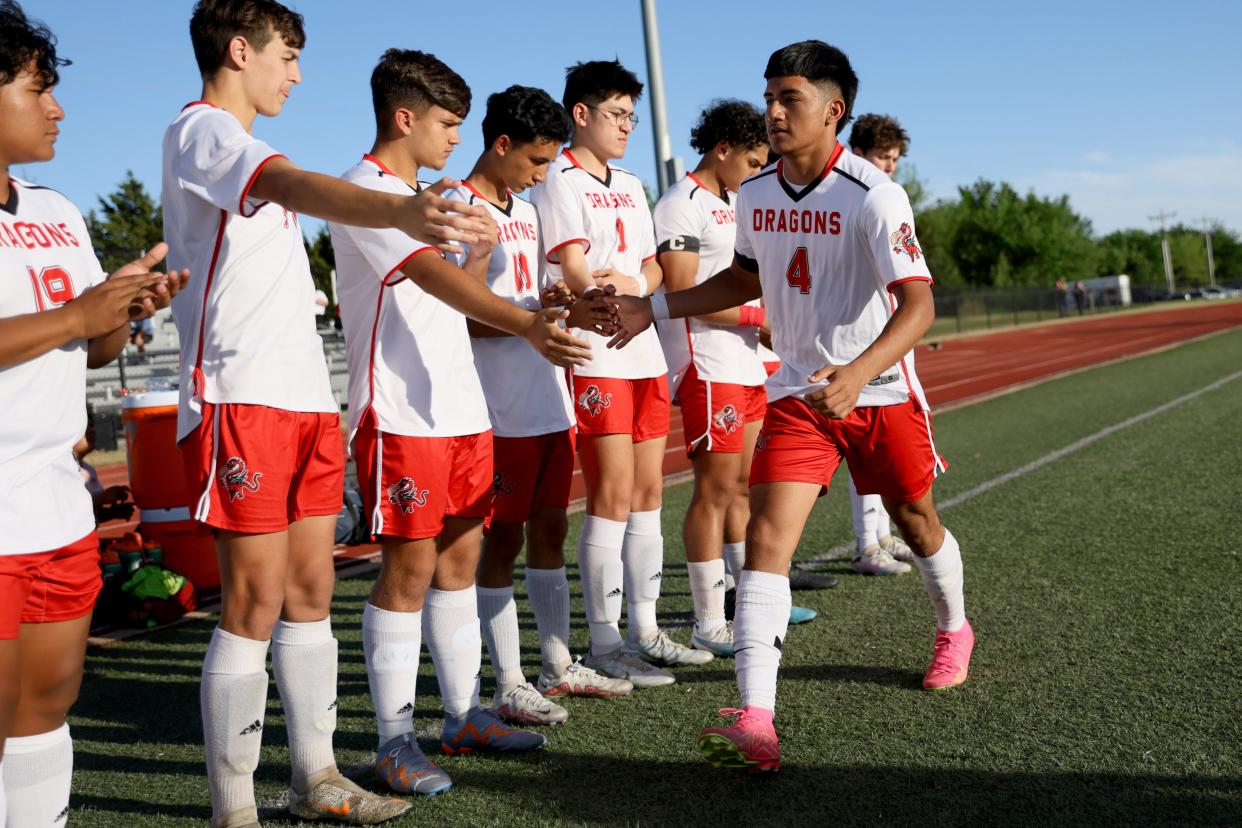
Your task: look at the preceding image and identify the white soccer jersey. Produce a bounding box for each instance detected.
[529,150,665,379]
[331,156,490,443]
[449,182,572,438]
[0,178,106,554]
[653,173,767,394]
[162,102,336,441]
[734,144,932,409]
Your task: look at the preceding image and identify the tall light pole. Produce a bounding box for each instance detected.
[640,0,678,196]
[1199,217,1217,288]
[1148,210,1177,293]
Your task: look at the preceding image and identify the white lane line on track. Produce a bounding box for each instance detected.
[809,367,1242,563]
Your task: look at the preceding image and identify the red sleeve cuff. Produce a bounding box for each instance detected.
[545,237,590,263]
[886,275,934,291]
[238,154,287,217]
[383,246,439,286]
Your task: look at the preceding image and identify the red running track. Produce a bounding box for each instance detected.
[98,300,1242,539]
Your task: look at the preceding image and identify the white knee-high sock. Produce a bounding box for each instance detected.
[577,516,626,655]
[687,558,727,634]
[849,476,882,551]
[912,529,966,632]
[876,501,895,542]
[202,627,270,820]
[722,541,746,590]
[622,508,663,641]
[362,603,422,749]
[3,723,72,827]
[734,570,791,711]
[525,566,572,676]
[477,585,524,694]
[272,618,338,791]
[423,586,482,720]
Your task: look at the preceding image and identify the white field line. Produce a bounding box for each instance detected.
[808,367,1242,563]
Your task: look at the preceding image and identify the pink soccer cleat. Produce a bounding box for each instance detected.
[697,706,781,773]
[923,619,974,690]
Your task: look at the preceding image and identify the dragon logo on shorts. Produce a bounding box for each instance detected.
[492,472,515,496]
[713,404,741,434]
[220,457,262,502]
[388,477,430,514]
[755,433,771,453]
[577,384,613,417]
[890,222,922,262]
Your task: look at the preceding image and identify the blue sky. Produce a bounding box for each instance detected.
[17,0,1242,238]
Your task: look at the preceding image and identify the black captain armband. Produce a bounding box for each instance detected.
[733,251,759,272]
[657,235,701,254]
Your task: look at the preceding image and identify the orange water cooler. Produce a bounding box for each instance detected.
[122,391,219,588]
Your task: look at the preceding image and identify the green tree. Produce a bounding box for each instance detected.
[305,224,336,316]
[86,171,163,273]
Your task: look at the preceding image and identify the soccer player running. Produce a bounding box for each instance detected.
[842,113,917,576]
[331,53,603,796]
[451,85,635,717]
[0,2,187,823]
[164,3,499,825]
[607,41,973,772]
[531,60,708,688]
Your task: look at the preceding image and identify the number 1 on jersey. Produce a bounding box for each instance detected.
[616,217,627,253]
[513,252,533,293]
[785,246,811,294]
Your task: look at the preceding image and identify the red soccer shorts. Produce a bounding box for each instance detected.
[353,414,493,541]
[489,428,576,525]
[749,396,948,502]
[0,532,101,639]
[571,375,670,441]
[676,365,767,456]
[180,403,345,534]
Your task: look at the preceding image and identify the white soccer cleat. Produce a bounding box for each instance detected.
[583,647,676,688]
[852,543,912,576]
[879,533,915,563]
[491,682,569,725]
[625,628,714,666]
[691,621,734,658]
[537,659,633,698]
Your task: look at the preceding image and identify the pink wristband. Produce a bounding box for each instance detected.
[738,305,765,327]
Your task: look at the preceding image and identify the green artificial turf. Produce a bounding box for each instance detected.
[68,328,1242,827]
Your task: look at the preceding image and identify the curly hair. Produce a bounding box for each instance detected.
[482,85,570,148]
[849,113,909,156]
[688,99,767,155]
[0,0,69,87]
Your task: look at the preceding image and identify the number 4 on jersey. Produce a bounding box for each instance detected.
[785,246,811,294]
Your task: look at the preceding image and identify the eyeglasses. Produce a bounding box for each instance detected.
[587,105,640,127]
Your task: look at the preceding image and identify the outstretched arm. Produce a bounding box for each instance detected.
[402,253,593,367]
[607,258,762,348]
[250,159,488,254]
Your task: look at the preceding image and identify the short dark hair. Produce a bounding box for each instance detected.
[371,49,470,133]
[482,85,570,149]
[562,59,643,112]
[764,40,858,132]
[689,99,767,155]
[0,0,69,88]
[190,0,305,77]
[849,113,909,157]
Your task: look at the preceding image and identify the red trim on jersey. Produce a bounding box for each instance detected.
[641,253,656,264]
[887,290,930,412]
[686,172,717,195]
[192,210,229,395]
[563,149,612,177]
[181,100,220,111]
[238,153,285,217]
[886,275,935,291]
[363,153,396,176]
[545,237,591,263]
[776,142,845,189]
[382,246,437,287]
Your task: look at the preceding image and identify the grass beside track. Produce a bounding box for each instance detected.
[70,328,1242,827]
